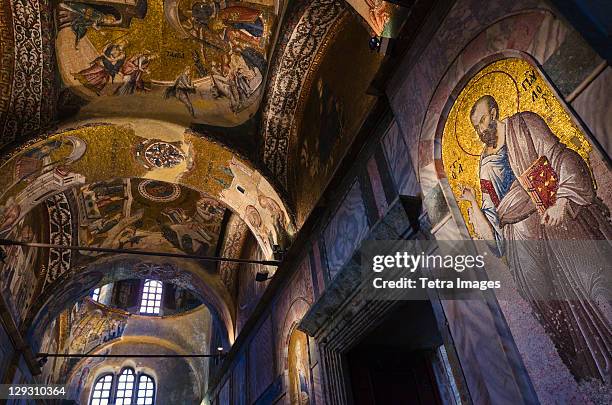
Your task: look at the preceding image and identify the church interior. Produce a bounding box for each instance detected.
[0,0,610,403]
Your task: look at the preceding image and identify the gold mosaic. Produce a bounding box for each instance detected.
[441,58,593,236]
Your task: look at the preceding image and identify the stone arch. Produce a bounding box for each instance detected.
[278,297,312,373]
[260,0,346,185]
[28,255,235,351]
[66,337,199,404]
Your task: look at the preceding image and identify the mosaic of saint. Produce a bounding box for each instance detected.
[288,330,311,405]
[56,0,275,125]
[442,58,612,383]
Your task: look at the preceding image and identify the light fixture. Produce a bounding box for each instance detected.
[369,36,382,51]
[255,271,272,282]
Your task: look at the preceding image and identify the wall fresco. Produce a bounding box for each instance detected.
[323,181,369,280]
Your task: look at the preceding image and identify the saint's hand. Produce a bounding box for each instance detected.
[460,185,477,204]
[541,198,569,227]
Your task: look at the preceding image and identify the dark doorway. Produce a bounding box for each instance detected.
[345,301,448,405]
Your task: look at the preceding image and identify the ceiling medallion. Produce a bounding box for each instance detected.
[138,180,182,202]
[134,139,186,169]
[144,141,185,168]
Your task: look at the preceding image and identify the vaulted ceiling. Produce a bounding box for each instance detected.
[0,0,409,349]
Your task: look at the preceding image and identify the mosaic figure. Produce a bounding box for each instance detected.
[444,59,612,383]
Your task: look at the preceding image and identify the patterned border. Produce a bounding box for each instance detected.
[0,0,15,136]
[260,0,345,185]
[137,180,182,202]
[1,0,55,149]
[44,192,72,289]
[218,214,249,295]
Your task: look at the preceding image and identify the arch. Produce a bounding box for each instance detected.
[139,280,163,315]
[114,367,136,405]
[0,120,294,258]
[27,255,234,352]
[278,297,312,372]
[89,373,114,405]
[417,9,577,178]
[136,373,156,405]
[260,0,346,185]
[87,366,157,405]
[70,338,199,404]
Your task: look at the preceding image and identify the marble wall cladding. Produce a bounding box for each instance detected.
[309,242,326,299]
[218,379,230,405]
[382,121,421,196]
[422,181,450,230]
[572,67,612,158]
[323,181,370,280]
[0,322,12,382]
[231,354,247,405]
[541,30,603,97]
[366,156,389,218]
[248,315,275,402]
[311,361,325,405]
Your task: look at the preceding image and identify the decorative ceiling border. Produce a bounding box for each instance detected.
[260,0,346,186]
[1,0,56,150]
[0,0,15,135]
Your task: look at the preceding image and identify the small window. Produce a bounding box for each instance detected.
[90,374,113,405]
[91,288,100,302]
[139,280,162,315]
[115,368,135,405]
[136,374,155,404]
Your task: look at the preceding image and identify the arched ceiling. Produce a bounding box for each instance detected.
[0,0,413,362]
[56,0,279,127]
[0,120,294,257]
[0,120,294,346]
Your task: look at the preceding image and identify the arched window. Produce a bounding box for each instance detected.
[91,287,100,302]
[136,374,155,404]
[115,368,135,405]
[89,370,156,405]
[139,280,162,315]
[90,374,113,405]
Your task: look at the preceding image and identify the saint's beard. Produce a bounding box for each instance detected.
[478,119,497,148]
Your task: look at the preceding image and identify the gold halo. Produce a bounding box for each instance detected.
[453,70,520,156]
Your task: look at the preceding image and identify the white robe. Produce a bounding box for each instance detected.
[478,111,612,383]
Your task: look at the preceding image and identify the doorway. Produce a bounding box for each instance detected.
[345,301,451,405]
